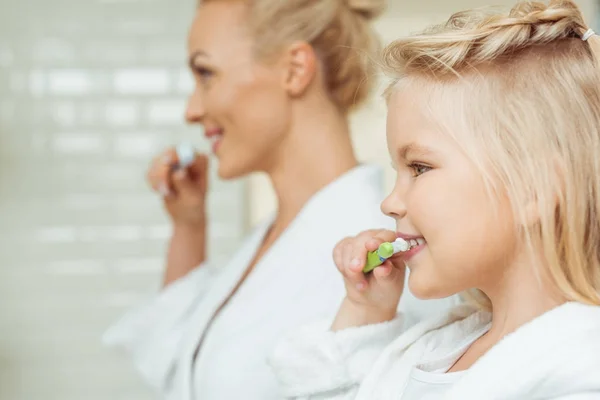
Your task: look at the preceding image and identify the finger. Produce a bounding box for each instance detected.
[339,242,368,291]
[372,230,398,244]
[347,265,368,291]
[171,167,204,197]
[373,260,397,282]
[162,147,178,166]
[387,252,408,269]
[188,154,209,193]
[342,242,354,272]
[148,149,176,192]
[186,153,209,178]
[365,230,397,252]
[156,162,173,197]
[333,239,346,272]
[147,160,168,194]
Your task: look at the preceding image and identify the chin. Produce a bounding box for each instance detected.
[216,155,255,180]
[407,273,452,300]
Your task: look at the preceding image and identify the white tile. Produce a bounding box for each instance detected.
[28,70,46,97]
[143,40,186,64]
[50,102,77,126]
[31,38,76,64]
[103,292,147,307]
[175,68,194,94]
[113,133,162,158]
[147,99,185,124]
[80,102,101,125]
[10,71,28,93]
[109,225,145,241]
[105,100,139,126]
[34,226,78,243]
[47,69,93,95]
[83,41,140,65]
[45,260,105,275]
[0,43,14,67]
[53,133,105,154]
[146,224,171,240]
[0,100,16,122]
[113,68,170,94]
[113,17,169,36]
[112,257,163,274]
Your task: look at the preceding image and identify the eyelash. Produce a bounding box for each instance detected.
[409,163,431,177]
[193,66,214,81]
[389,161,432,177]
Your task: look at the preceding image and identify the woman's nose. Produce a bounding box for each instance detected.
[185,88,205,123]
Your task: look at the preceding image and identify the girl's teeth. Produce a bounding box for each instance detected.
[416,238,426,246]
[409,239,418,247]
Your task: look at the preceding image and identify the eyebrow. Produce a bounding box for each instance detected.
[398,143,436,159]
[188,50,209,69]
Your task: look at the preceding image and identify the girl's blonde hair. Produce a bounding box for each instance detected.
[200,0,385,112]
[383,0,600,309]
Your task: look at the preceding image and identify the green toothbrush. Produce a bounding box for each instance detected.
[363,238,410,273]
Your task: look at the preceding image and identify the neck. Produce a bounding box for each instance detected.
[482,255,565,342]
[265,100,358,230]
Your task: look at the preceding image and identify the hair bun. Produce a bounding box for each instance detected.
[344,0,386,20]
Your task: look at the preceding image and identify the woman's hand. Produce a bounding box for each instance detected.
[331,229,406,330]
[147,147,209,286]
[146,147,209,228]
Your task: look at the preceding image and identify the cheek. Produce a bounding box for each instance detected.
[406,174,513,297]
[223,77,289,142]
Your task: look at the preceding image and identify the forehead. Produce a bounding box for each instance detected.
[386,83,470,158]
[386,87,434,143]
[188,2,253,58]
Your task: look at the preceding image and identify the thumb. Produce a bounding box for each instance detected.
[388,253,408,272]
[373,259,406,283]
[186,154,209,191]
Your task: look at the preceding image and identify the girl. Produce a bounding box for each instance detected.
[268,0,600,398]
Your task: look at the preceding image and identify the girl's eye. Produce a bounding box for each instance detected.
[409,163,431,177]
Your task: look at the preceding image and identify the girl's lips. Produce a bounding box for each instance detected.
[401,243,425,261]
[396,232,424,240]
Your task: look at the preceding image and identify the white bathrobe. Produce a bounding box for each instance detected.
[103,164,460,400]
[268,302,600,399]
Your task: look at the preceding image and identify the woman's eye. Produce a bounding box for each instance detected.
[194,66,213,82]
[409,163,431,177]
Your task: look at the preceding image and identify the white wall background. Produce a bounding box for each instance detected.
[0,1,245,399]
[0,1,596,400]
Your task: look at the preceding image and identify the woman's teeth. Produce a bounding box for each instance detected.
[209,133,223,145]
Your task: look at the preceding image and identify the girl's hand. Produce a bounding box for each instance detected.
[331,229,406,329]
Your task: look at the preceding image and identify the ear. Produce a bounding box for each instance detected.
[281,41,319,97]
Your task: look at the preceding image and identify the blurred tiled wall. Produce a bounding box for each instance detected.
[0,1,246,399]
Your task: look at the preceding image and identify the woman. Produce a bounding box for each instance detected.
[103,0,459,399]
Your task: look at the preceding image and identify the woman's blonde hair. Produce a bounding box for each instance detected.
[383,0,600,309]
[200,0,385,112]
